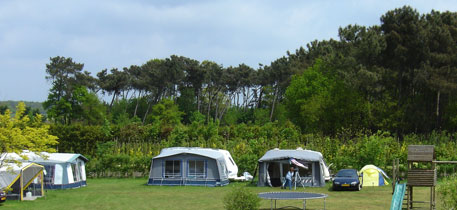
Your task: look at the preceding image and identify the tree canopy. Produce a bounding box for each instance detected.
[41,6,457,137]
[0,102,58,168]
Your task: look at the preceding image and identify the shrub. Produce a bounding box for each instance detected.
[223,186,261,210]
[438,174,457,210]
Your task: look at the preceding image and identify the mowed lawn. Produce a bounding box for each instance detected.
[1,178,442,210]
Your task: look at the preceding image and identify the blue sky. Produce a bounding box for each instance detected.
[1,0,456,102]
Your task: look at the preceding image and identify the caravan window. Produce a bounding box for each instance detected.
[164,160,181,177]
[228,157,235,166]
[188,160,205,178]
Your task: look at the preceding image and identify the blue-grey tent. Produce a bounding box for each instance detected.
[148,147,229,187]
[257,148,326,187]
[5,152,88,189]
[35,153,88,189]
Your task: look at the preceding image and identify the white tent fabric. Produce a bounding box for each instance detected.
[2,151,88,189]
[0,162,44,201]
[259,149,323,162]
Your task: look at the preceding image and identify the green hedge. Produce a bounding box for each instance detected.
[49,123,457,178]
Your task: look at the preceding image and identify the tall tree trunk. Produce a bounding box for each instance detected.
[436,90,441,129]
[214,95,219,121]
[218,96,232,122]
[207,98,211,123]
[124,89,130,100]
[257,87,263,109]
[196,89,201,113]
[142,96,154,124]
[207,90,212,123]
[134,91,142,117]
[245,87,251,111]
[270,85,278,122]
[109,92,117,110]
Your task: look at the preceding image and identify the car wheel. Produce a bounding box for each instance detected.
[357,183,362,191]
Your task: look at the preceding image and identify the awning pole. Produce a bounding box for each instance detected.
[41,170,44,197]
[20,170,23,201]
[280,163,283,180]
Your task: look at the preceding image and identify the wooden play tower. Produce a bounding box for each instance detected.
[406,145,436,210]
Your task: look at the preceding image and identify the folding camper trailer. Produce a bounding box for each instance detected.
[148,147,230,186]
[257,148,327,187]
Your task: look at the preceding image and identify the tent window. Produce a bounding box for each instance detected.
[228,157,235,166]
[188,160,205,178]
[71,164,81,182]
[165,160,181,178]
[78,161,83,180]
[44,165,55,184]
[220,161,227,177]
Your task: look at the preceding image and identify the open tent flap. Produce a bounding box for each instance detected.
[22,164,44,189]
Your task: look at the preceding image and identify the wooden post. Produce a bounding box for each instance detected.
[407,186,411,210]
[411,187,413,209]
[397,159,400,177]
[392,159,396,194]
[41,171,44,197]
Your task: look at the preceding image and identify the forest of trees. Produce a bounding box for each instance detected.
[41,6,457,135]
[5,6,457,177]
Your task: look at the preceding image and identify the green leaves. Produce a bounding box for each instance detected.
[223,186,261,210]
[438,174,457,209]
[44,56,98,125]
[0,102,58,167]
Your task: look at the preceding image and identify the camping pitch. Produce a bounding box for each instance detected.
[359,165,389,187]
[257,148,328,188]
[148,147,231,186]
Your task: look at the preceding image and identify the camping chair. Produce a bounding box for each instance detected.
[294,175,304,189]
[296,176,313,188]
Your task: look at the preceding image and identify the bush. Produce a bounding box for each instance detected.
[223,186,261,210]
[438,174,457,210]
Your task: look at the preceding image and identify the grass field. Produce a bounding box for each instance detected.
[1,178,442,210]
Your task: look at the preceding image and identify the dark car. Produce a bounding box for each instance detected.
[332,169,362,191]
[0,190,6,203]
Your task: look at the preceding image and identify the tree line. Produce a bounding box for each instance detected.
[42,6,457,137]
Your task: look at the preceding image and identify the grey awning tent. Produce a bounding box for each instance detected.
[257,148,326,187]
[4,152,88,189]
[148,147,230,186]
[0,162,45,201]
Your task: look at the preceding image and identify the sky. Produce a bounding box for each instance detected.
[1,0,456,102]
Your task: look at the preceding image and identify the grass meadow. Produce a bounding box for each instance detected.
[1,178,441,210]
